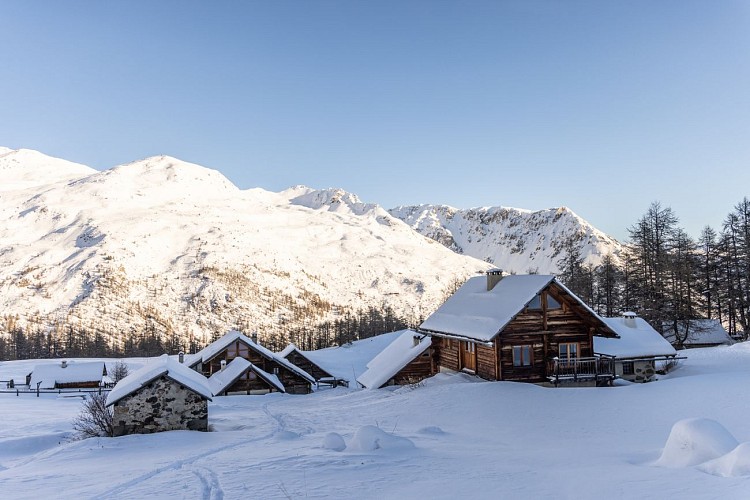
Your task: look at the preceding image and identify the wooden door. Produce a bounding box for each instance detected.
[461,341,476,372]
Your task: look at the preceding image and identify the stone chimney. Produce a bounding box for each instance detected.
[220,359,227,371]
[486,269,504,291]
[61,360,68,368]
[622,311,637,328]
[251,332,258,344]
[178,351,185,364]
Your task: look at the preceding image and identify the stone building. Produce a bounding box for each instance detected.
[106,355,213,437]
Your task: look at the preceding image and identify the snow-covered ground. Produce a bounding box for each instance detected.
[2,341,750,499]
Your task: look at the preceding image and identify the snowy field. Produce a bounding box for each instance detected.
[2,342,750,499]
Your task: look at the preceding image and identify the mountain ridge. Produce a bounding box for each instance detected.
[0,147,622,353]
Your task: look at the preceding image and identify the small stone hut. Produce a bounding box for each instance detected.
[106,355,213,437]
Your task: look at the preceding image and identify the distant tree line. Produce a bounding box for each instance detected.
[0,303,412,360]
[558,198,750,346]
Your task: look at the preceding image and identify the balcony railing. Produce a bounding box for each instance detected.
[547,355,616,386]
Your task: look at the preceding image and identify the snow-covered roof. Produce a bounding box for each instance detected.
[188,330,315,384]
[286,331,403,382]
[279,343,342,379]
[208,357,285,394]
[421,275,564,342]
[662,319,734,346]
[357,330,432,389]
[106,354,213,406]
[29,361,105,389]
[595,316,677,359]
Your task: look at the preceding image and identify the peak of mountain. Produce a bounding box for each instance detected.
[0,147,97,191]
[389,204,622,274]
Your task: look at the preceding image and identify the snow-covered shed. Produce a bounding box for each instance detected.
[28,360,107,389]
[187,331,315,394]
[280,343,348,387]
[662,319,734,349]
[106,355,212,436]
[208,357,285,396]
[595,313,678,382]
[419,271,619,385]
[357,330,433,389]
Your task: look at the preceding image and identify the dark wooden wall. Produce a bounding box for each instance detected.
[284,351,332,381]
[200,340,312,394]
[390,348,436,386]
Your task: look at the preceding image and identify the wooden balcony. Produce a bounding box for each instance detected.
[547,355,616,387]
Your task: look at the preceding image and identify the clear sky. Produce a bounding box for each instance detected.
[2,1,749,241]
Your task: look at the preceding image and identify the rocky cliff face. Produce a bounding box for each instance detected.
[389,204,623,274]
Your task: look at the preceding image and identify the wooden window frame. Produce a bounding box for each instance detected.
[622,361,635,375]
[512,345,533,367]
[558,342,579,362]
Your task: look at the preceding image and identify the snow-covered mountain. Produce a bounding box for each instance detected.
[0,147,624,349]
[389,204,623,274]
[0,149,490,347]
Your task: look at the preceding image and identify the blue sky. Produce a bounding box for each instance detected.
[2,1,749,241]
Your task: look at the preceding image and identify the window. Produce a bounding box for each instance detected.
[622,362,634,375]
[558,343,579,364]
[527,293,561,310]
[513,345,532,367]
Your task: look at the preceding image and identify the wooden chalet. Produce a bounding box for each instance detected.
[208,357,286,396]
[419,270,619,386]
[27,360,107,389]
[187,331,315,394]
[357,330,434,389]
[280,344,348,387]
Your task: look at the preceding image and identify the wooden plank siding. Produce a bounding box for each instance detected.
[389,349,436,386]
[284,351,332,381]
[200,339,312,394]
[434,337,460,372]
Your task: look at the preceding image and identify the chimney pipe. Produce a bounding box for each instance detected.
[413,335,421,347]
[178,351,185,364]
[61,360,68,368]
[251,332,258,344]
[622,311,637,328]
[220,359,227,371]
[486,269,504,291]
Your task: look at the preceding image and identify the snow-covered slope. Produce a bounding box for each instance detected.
[1,343,750,498]
[389,204,623,274]
[0,149,489,346]
[0,148,96,191]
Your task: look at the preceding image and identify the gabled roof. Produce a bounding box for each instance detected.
[595,316,677,359]
[207,357,285,395]
[662,319,734,346]
[29,361,106,389]
[419,274,616,342]
[280,343,336,379]
[357,330,432,389]
[106,354,213,407]
[187,330,316,385]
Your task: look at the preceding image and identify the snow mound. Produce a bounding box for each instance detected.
[275,430,300,441]
[348,425,415,452]
[323,432,346,451]
[417,426,445,435]
[655,418,739,468]
[698,442,750,477]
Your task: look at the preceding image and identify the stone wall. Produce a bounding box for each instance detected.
[112,375,208,437]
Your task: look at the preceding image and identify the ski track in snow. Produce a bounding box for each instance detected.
[97,401,295,499]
